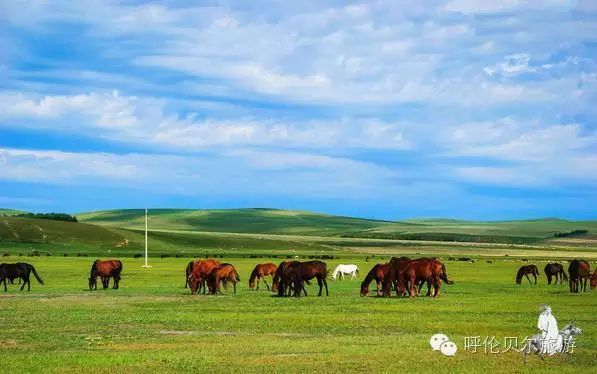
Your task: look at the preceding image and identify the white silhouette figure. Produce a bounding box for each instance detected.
[537,304,561,355]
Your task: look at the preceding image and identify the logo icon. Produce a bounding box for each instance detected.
[430,333,457,356]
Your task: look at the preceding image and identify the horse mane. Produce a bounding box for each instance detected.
[361,264,379,289]
[89,259,101,278]
[249,266,260,284]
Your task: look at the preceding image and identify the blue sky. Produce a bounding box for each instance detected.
[0,0,596,220]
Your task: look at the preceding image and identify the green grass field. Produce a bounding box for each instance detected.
[0,257,595,373]
[2,209,597,260]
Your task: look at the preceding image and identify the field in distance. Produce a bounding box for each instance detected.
[1,208,596,259]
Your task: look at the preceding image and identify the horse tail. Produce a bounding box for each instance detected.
[235,270,241,282]
[441,263,454,284]
[29,265,44,285]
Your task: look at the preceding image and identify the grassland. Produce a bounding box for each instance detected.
[78,209,597,244]
[2,208,597,260]
[0,257,595,373]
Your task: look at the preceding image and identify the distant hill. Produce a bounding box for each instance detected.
[77,208,396,236]
[0,216,126,249]
[1,208,595,257]
[0,208,27,216]
[79,208,597,243]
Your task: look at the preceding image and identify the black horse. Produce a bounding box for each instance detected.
[516,265,539,285]
[0,263,44,291]
[544,263,568,285]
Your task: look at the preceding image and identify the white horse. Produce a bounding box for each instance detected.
[331,264,359,280]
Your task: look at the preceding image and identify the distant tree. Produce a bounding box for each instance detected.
[14,212,78,222]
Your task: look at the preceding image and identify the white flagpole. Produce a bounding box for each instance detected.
[142,208,151,268]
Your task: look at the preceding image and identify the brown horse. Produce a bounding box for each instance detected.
[568,259,590,293]
[277,260,328,297]
[382,257,412,297]
[544,263,568,285]
[272,261,292,292]
[401,258,453,297]
[189,259,221,295]
[249,263,277,290]
[516,265,539,285]
[591,269,597,290]
[210,263,240,294]
[184,260,197,288]
[89,259,122,290]
[360,263,391,297]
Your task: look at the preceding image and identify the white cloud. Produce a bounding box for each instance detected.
[0,147,401,199]
[0,91,413,151]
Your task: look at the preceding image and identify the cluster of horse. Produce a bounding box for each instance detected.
[516,259,597,292]
[360,257,453,297]
[184,259,241,295]
[188,260,330,297]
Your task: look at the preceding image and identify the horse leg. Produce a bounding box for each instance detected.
[323,278,329,296]
[409,275,416,297]
[263,278,270,291]
[547,274,551,285]
[434,278,442,297]
[525,274,531,285]
[534,273,537,285]
[3,278,7,292]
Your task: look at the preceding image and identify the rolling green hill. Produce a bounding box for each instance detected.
[0,216,125,246]
[77,208,395,236]
[1,208,596,258]
[78,208,597,243]
[0,208,26,216]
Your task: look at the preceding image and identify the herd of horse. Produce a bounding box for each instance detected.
[515,259,595,293]
[360,257,453,297]
[1,258,596,297]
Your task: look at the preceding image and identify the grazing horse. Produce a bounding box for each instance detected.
[0,263,44,291]
[523,322,582,363]
[331,264,359,280]
[272,261,292,292]
[89,259,123,290]
[402,258,453,297]
[360,263,391,297]
[516,265,539,285]
[568,259,590,293]
[210,263,240,294]
[184,260,197,288]
[188,259,221,295]
[277,260,329,297]
[544,263,567,285]
[248,263,277,290]
[381,257,412,297]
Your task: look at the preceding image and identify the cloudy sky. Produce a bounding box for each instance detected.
[1,0,596,220]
